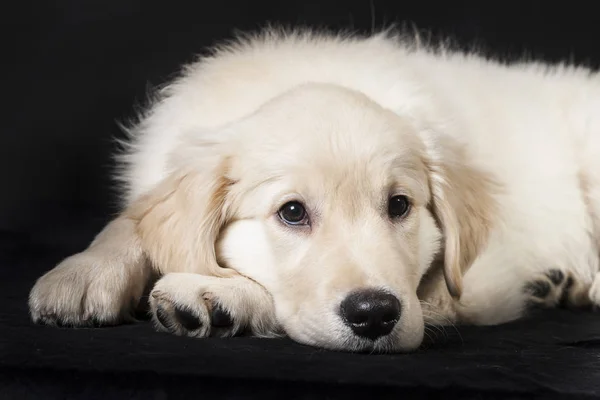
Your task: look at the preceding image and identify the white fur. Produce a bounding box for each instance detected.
[29,28,600,353]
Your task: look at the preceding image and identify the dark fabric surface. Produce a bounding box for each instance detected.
[2,217,600,399]
[4,1,600,399]
[4,0,600,232]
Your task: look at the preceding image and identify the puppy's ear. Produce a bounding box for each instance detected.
[423,136,498,299]
[126,153,236,278]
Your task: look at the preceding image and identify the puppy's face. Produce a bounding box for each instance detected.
[211,84,443,352]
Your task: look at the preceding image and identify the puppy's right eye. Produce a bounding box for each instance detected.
[278,201,309,226]
[388,195,411,219]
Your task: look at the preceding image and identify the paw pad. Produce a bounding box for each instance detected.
[151,295,239,337]
[210,305,234,328]
[524,279,551,298]
[524,268,590,310]
[174,307,203,331]
[546,269,564,285]
[154,302,203,332]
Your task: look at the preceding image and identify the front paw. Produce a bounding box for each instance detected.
[29,252,145,327]
[149,273,280,339]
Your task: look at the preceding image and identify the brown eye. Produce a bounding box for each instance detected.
[388,195,410,219]
[278,201,309,226]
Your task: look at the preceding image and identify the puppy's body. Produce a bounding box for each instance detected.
[29,29,600,352]
[125,30,600,320]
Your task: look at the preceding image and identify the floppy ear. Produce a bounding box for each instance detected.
[423,135,499,299]
[125,155,237,278]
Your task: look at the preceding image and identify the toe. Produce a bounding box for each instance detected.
[173,307,203,331]
[210,304,234,328]
[546,269,565,285]
[155,303,172,330]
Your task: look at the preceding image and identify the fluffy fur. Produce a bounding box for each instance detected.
[29,28,600,352]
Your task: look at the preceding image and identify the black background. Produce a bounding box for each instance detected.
[3,0,600,232]
[3,2,600,398]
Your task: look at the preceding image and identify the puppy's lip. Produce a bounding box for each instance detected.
[294,330,409,353]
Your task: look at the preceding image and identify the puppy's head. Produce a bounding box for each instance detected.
[130,83,493,352]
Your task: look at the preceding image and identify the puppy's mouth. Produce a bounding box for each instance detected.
[337,334,403,354]
[290,322,411,353]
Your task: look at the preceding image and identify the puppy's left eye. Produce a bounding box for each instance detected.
[388,195,411,219]
[278,201,309,226]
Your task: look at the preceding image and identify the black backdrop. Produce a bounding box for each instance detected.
[4,2,600,399]
[3,0,600,232]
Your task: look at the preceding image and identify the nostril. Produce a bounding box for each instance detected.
[381,310,398,324]
[339,289,402,341]
[342,301,371,325]
[347,312,369,325]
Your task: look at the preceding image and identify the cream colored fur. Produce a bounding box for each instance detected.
[29,28,600,352]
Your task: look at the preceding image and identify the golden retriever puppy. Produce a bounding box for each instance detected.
[29,29,600,352]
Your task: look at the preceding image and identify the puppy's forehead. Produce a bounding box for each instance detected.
[240,83,423,167]
[231,83,429,206]
[250,83,406,140]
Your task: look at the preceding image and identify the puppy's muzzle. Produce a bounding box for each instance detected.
[339,289,401,340]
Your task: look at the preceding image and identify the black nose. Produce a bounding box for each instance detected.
[339,289,401,341]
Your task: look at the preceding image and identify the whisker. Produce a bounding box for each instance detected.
[420,300,464,344]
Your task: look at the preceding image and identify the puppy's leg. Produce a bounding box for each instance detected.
[28,216,151,326]
[450,249,564,325]
[149,273,280,338]
[457,248,599,325]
